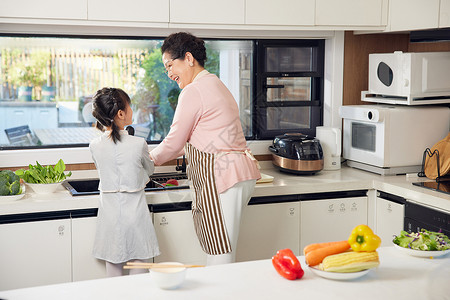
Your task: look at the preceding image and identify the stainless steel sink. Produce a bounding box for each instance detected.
[63,172,188,196]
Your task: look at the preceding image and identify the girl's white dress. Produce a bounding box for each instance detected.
[89,130,160,263]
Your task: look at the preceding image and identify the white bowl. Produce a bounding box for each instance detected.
[150,262,186,290]
[26,182,62,194]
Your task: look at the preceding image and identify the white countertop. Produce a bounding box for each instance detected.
[0,247,448,300]
[1,162,450,216]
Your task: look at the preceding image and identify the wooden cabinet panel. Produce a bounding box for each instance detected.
[245,0,314,26]
[170,0,244,24]
[388,0,439,32]
[88,0,168,23]
[0,0,87,20]
[316,0,386,26]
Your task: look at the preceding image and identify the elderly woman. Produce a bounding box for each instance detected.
[150,32,260,265]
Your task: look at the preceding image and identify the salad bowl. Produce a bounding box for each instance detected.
[393,244,450,258]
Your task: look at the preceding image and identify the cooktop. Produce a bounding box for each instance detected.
[412,181,450,196]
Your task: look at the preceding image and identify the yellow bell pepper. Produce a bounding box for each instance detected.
[348,225,381,252]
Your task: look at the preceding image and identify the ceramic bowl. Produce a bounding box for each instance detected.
[150,262,186,290]
[26,182,62,194]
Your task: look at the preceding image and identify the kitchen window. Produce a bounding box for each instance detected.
[0,35,324,150]
[0,35,253,149]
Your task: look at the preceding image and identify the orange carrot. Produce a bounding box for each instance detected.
[305,241,351,266]
[303,240,349,256]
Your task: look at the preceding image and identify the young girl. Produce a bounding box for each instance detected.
[90,87,160,277]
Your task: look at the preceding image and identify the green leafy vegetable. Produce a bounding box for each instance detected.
[393,229,450,251]
[15,159,72,184]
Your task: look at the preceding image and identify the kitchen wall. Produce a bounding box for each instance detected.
[342,31,450,106]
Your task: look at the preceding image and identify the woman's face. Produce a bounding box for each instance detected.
[162,52,194,89]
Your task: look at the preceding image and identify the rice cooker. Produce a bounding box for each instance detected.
[268,133,324,175]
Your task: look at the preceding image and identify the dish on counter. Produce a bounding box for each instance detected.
[0,184,26,202]
[308,265,370,280]
[393,244,450,258]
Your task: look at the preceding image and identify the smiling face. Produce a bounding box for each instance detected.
[162,52,201,90]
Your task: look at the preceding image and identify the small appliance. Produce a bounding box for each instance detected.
[340,104,450,175]
[268,133,323,175]
[316,126,341,170]
[362,51,450,105]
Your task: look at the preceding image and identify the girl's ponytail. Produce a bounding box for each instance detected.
[92,87,131,144]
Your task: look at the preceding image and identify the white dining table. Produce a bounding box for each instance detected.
[0,247,449,300]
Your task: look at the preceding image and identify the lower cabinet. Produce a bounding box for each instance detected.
[375,191,405,247]
[152,202,206,265]
[71,216,106,281]
[300,191,368,251]
[236,195,300,261]
[0,218,72,291]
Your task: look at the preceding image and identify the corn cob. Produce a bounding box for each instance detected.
[319,251,379,273]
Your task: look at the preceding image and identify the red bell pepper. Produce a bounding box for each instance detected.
[272,248,304,280]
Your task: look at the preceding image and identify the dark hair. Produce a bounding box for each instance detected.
[161,32,207,67]
[92,87,131,143]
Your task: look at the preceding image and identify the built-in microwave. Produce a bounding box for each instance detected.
[362,51,450,105]
[340,104,450,175]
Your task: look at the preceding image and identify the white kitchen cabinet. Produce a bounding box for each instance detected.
[0,218,72,291]
[236,195,300,261]
[169,0,245,25]
[440,0,450,28]
[153,204,206,265]
[300,191,368,251]
[71,215,106,281]
[0,0,87,20]
[315,0,387,26]
[375,192,405,247]
[387,0,440,32]
[245,0,314,26]
[88,0,168,23]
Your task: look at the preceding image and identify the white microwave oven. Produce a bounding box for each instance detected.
[362,51,450,105]
[340,104,450,175]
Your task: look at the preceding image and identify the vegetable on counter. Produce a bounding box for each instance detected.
[0,170,22,196]
[272,248,304,280]
[348,224,381,252]
[163,179,179,187]
[319,251,380,273]
[15,159,72,184]
[393,229,450,251]
[304,240,350,266]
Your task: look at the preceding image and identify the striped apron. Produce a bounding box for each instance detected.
[185,142,232,255]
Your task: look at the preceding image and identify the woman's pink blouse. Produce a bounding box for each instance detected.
[150,72,260,193]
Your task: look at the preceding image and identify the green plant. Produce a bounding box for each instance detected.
[9,51,50,87]
[15,159,72,184]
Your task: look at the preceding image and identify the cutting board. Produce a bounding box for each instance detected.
[424,132,450,179]
[256,173,274,184]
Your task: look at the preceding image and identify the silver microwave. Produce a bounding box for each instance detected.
[362,51,450,105]
[339,104,450,175]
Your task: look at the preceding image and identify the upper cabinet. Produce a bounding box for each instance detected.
[0,0,87,20]
[315,0,387,27]
[441,0,450,28]
[245,0,314,26]
[170,0,245,25]
[88,0,168,23]
[387,0,440,32]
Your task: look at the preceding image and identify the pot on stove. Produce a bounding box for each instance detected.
[268,133,324,175]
